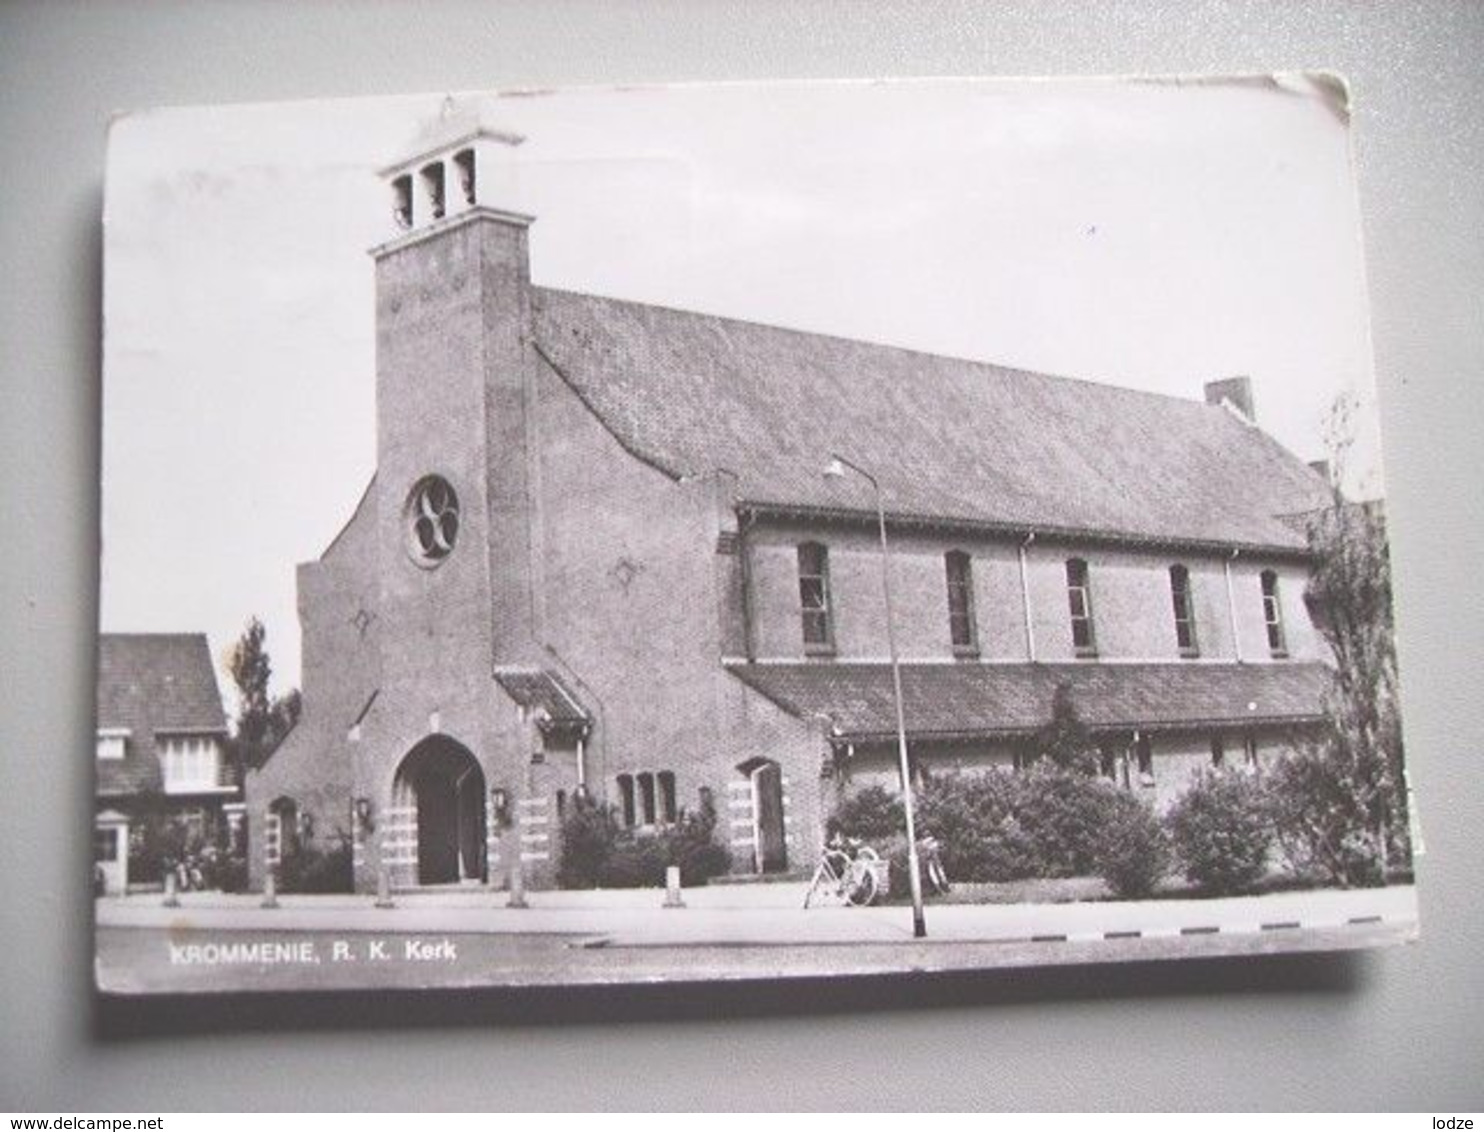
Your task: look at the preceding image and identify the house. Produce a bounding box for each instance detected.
[95,633,237,894]
[246,111,1334,894]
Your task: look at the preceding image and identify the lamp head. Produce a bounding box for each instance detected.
[823,456,847,480]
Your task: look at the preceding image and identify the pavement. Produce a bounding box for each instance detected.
[96,881,1420,948]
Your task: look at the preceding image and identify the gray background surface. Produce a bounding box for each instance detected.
[1,0,1481,1111]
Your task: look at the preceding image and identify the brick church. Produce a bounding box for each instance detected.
[247,111,1334,894]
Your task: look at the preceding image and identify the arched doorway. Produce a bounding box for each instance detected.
[392,736,487,885]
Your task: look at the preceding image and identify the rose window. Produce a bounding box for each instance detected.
[406,476,460,565]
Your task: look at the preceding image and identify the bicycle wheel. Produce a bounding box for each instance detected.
[845,862,878,907]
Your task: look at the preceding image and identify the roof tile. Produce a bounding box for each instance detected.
[729,661,1330,741]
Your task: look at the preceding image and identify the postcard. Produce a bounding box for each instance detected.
[95,76,1417,996]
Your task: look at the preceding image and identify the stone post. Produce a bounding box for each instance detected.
[260,868,278,910]
[506,854,528,909]
[374,863,395,909]
[162,869,180,908]
[663,865,685,909]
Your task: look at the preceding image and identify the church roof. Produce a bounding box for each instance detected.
[95,633,228,796]
[728,661,1330,743]
[531,288,1330,553]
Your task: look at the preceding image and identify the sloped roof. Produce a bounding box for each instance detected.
[493,667,589,728]
[728,661,1330,742]
[95,634,228,796]
[531,288,1330,552]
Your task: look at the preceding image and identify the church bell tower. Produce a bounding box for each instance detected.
[369,101,541,703]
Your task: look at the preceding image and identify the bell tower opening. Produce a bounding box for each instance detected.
[378,98,526,236]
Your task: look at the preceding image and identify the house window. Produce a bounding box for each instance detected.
[159,736,221,793]
[1243,733,1260,769]
[96,731,128,761]
[420,161,445,220]
[658,772,677,824]
[1170,564,1199,656]
[945,550,978,654]
[1261,571,1287,656]
[637,772,656,825]
[93,826,119,863]
[617,774,636,827]
[617,771,678,828]
[797,542,834,653]
[453,148,476,205]
[1135,734,1154,784]
[1065,558,1096,656]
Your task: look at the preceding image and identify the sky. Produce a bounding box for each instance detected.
[101,77,1384,700]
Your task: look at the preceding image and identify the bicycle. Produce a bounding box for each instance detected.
[919,835,951,896]
[803,836,881,908]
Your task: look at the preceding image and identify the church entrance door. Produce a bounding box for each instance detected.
[393,736,488,886]
[751,761,788,873]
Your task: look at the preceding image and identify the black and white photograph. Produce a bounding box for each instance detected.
[94,76,1418,996]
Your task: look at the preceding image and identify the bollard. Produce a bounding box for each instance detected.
[260,869,278,909]
[506,857,528,909]
[663,864,685,909]
[162,870,180,908]
[374,865,395,909]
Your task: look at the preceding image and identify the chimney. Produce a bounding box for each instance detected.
[1308,459,1331,484]
[1204,376,1256,423]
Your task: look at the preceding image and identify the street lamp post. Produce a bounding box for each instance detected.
[823,454,928,938]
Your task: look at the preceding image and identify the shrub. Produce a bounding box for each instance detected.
[279,835,353,894]
[1267,747,1387,888]
[557,794,622,889]
[916,772,1034,882]
[1016,766,1117,877]
[1092,791,1170,899]
[215,853,250,894]
[1167,770,1274,895]
[557,791,732,889]
[1030,683,1100,776]
[600,831,671,888]
[827,785,905,841]
[663,792,732,886]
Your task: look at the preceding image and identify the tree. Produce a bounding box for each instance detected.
[1030,682,1099,775]
[1294,395,1409,882]
[225,617,302,772]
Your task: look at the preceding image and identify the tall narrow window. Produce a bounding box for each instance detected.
[637,772,656,825]
[658,772,677,824]
[1210,736,1226,767]
[1261,570,1287,656]
[945,551,978,654]
[797,542,834,653]
[1065,558,1096,656]
[617,774,636,828]
[1134,734,1154,783]
[1170,564,1199,656]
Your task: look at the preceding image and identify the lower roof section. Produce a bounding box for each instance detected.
[726,660,1331,743]
[493,667,590,730]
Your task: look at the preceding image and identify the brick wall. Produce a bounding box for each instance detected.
[531,349,823,874]
[746,519,1320,665]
